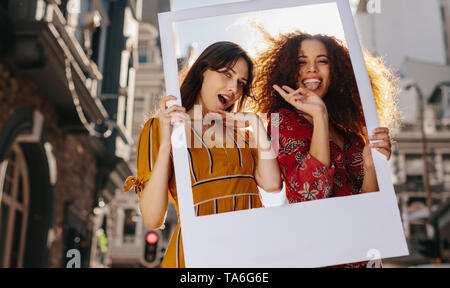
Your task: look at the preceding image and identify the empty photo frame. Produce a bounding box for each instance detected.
[158,0,408,267]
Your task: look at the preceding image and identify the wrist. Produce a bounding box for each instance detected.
[363,162,376,172]
[159,142,172,152]
[311,106,328,120]
[312,111,329,128]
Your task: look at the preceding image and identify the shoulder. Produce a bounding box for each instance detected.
[137,118,161,142]
[144,117,158,127]
[141,117,160,132]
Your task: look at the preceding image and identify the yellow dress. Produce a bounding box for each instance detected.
[125,118,263,268]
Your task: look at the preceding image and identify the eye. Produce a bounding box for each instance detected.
[298,61,306,65]
[223,71,231,78]
[238,81,246,87]
[318,60,329,64]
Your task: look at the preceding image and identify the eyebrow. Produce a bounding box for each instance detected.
[298,54,329,59]
[229,67,248,82]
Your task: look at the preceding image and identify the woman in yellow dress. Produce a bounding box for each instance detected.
[124,41,282,268]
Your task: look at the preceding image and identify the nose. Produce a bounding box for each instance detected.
[307,62,318,73]
[227,80,239,95]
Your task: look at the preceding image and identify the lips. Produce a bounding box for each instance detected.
[218,94,231,106]
[302,78,322,91]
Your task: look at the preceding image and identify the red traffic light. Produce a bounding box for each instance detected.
[146,232,158,244]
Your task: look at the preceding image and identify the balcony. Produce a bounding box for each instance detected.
[2,1,131,144]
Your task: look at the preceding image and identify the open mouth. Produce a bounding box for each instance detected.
[218,94,231,106]
[302,78,322,91]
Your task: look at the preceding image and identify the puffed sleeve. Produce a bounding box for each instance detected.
[268,109,335,203]
[124,118,173,198]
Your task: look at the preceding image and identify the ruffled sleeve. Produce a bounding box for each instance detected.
[124,118,173,198]
[269,109,335,203]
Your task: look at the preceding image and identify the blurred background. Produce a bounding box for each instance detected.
[0,0,449,268]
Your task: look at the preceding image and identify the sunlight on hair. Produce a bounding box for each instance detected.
[364,51,401,133]
[229,3,346,58]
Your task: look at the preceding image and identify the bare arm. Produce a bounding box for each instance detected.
[139,143,171,229]
[139,96,187,229]
[252,116,283,193]
[273,85,331,167]
[361,165,379,193]
[310,110,330,167]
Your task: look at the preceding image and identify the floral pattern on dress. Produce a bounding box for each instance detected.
[282,138,305,155]
[298,182,319,200]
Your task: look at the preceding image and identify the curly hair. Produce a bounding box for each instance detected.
[251,31,399,137]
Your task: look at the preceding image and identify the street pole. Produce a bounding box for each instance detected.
[416,84,433,214]
[406,83,432,213]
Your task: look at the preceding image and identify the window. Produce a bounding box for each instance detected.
[0,144,30,268]
[123,209,137,244]
[443,155,450,174]
[59,0,69,17]
[0,0,9,10]
[90,26,102,64]
[444,155,450,190]
[405,155,424,176]
[138,46,148,63]
[132,97,144,124]
[404,153,441,189]
[409,221,429,253]
[405,175,424,192]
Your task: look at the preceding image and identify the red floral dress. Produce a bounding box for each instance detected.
[268,108,378,268]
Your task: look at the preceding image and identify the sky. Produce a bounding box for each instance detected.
[171,0,347,60]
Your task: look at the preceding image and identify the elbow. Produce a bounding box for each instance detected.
[139,200,167,230]
[141,209,165,230]
[261,180,283,193]
[143,217,164,230]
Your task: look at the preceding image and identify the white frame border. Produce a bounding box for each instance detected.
[158,0,408,267]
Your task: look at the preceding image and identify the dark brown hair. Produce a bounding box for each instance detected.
[180,41,254,112]
[252,31,399,136]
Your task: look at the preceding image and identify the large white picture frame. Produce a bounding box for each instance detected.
[158,0,409,267]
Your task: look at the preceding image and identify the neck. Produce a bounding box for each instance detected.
[187,99,211,119]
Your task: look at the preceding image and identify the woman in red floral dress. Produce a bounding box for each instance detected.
[252,32,399,268]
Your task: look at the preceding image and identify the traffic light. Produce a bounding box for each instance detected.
[143,230,160,266]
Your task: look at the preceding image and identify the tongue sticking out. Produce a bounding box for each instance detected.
[305,82,320,91]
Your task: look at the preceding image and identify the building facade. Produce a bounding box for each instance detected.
[109,0,174,268]
[0,0,140,267]
[355,0,450,265]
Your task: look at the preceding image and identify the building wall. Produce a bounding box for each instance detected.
[0,63,97,267]
[356,0,447,70]
[354,0,450,265]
